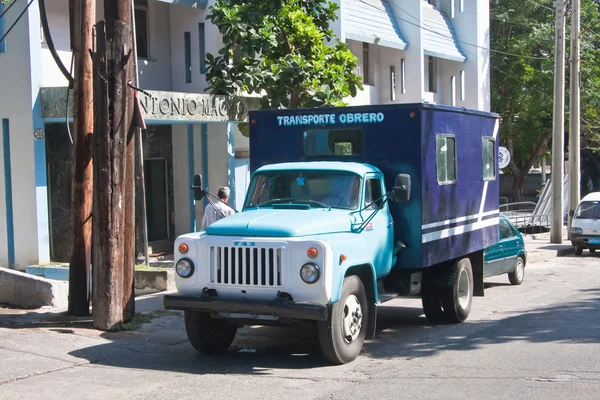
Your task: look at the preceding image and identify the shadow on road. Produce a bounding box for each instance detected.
[46,288,599,373]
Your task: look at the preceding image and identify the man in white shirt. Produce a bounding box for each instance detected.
[201,186,235,230]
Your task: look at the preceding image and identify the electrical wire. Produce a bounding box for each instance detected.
[524,0,554,12]
[358,0,551,61]
[0,0,20,19]
[0,0,34,45]
[65,53,74,145]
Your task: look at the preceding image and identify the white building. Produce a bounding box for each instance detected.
[0,0,490,269]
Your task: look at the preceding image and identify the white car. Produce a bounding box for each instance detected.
[570,192,600,255]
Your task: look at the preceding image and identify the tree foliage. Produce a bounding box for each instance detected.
[205,0,362,109]
[490,0,600,201]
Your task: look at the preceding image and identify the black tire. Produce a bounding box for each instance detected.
[421,285,445,323]
[184,311,237,354]
[508,256,525,285]
[441,258,473,323]
[318,275,368,365]
[590,249,596,254]
[575,246,583,256]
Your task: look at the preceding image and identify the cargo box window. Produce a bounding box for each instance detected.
[436,135,456,184]
[482,137,496,181]
[303,129,363,157]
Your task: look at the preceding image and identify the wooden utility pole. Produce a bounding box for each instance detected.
[68,0,95,316]
[91,0,134,330]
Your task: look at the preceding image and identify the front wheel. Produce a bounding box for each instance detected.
[508,256,525,285]
[184,311,237,354]
[318,275,368,365]
[575,246,583,256]
[441,258,473,323]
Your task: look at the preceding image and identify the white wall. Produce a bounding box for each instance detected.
[41,0,172,90]
[0,6,44,269]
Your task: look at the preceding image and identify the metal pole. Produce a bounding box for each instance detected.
[551,0,566,244]
[568,0,581,240]
[130,0,149,267]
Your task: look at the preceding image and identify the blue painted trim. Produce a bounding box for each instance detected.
[2,119,14,268]
[201,123,208,209]
[187,125,196,232]
[0,2,6,52]
[43,117,74,123]
[198,23,206,74]
[227,123,236,208]
[184,31,192,83]
[33,96,50,263]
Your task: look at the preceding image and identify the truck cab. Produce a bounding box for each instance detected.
[164,103,500,364]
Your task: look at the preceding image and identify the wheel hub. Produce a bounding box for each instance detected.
[517,259,524,281]
[458,268,471,310]
[342,294,362,344]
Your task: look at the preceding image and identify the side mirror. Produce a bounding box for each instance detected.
[392,174,411,203]
[191,174,205,201]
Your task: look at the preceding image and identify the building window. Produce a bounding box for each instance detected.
[482,137,496,181]
[184,32,192,83]
[400,58,406,93]
[460,70,465,101]
[363,42,370,85]
[428,0,437,7]
[436,135,457,185]
[450,76,456,106]
[427,56,437,93]
[0,2,6,52]
[199,23,206,74]
[134,0,149,58]
[390,66,396,101]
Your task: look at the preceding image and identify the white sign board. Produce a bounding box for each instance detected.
[498,146,511,169]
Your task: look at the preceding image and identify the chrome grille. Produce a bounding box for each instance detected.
[209,246,282,286]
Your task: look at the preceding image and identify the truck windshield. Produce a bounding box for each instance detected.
[244,171,362,210]
[574,201,600,219]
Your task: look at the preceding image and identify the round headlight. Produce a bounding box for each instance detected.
[176,258,194,278]
[571,227,583,235]
[300,263,320,284]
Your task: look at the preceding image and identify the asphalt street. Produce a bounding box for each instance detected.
[1,253,599,400]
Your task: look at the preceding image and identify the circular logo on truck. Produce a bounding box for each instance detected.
[498,147,511,169]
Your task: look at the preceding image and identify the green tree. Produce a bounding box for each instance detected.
[490,0,600,202]
[205,0,362,109]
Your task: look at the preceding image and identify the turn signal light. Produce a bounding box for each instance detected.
[307,247,318,259]
[178,243,189,254]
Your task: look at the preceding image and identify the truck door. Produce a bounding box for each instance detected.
[363,174,395,276]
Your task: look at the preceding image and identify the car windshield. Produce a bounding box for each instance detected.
[574,201,600,219]
[244,170,362,210]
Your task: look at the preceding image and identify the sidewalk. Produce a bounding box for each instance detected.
[521,227,574,264]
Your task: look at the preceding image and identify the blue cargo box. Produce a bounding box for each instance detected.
[248,103,500,270]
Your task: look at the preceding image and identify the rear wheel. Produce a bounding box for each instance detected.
[184,311,237,354]
[590,249,596,254]
[575,246,583,256]
[440,258,473,323]
[508,256,525,285]
[318,275,368,365]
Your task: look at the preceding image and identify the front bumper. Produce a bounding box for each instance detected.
[570,235,600,248]
[163,294,329,321]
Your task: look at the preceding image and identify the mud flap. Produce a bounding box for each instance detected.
[366,302,377,339]
[470,250,485,297]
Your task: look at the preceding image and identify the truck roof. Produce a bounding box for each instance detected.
[255,161,381,176]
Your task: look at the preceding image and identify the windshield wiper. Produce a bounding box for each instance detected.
[254,198,294,207]
[295,200,332,210]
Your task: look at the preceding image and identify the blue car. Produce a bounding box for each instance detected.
[483,215,527,285]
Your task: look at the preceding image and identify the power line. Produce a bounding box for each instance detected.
[524,0,554,11]
[0,0,35,45]
[358,0,551,61]
[0,0,21,19]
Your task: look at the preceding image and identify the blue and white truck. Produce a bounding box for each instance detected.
[164,103,500,364]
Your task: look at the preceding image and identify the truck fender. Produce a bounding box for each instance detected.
[333,263,378,340]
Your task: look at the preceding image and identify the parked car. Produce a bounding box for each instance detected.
[570,192,600,255]
[483,215,527,285]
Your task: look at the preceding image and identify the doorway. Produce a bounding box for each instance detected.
[144,158,169,242]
